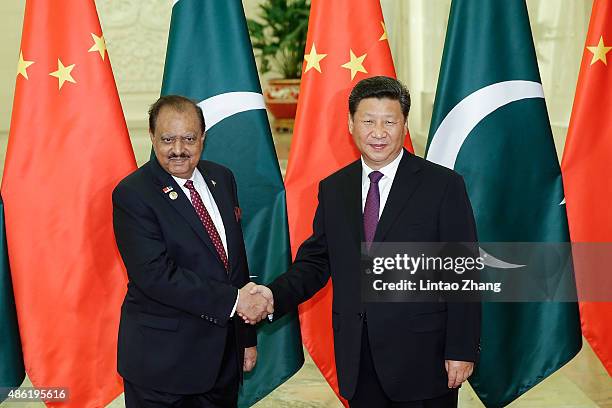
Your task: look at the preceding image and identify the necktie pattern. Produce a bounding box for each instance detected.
[363,170,384,248]
[184,180,229,271]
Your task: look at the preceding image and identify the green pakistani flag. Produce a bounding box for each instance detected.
[0,199,25,402]
[161,0,304,406]
[426,1,581,407]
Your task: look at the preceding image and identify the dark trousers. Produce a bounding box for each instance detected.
[124,325,239,408]
[349,323,458,408]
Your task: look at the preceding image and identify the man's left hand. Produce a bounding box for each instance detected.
[244,346,257,372]
[445,360,474,388]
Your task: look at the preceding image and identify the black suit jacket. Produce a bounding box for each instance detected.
[269,150,480,401]
[112,158,255,394]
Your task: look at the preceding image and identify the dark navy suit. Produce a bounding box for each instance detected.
[112,157,255,403]
[269,150,480,405]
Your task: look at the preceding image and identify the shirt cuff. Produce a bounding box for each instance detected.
[230,289,239,317]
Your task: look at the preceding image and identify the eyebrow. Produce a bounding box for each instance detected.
[360,114,400,120]
[361,112,399,117]
[160,132,197,137]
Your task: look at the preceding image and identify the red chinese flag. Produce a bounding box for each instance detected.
[285,0,413,403]
[1,0,137,406]
[561,0,612,376]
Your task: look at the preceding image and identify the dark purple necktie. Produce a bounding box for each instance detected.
[363,171,384,248]
[184,180,229,271]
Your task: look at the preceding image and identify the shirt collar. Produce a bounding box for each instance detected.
[361,149,404,181]
[172,167,204,188]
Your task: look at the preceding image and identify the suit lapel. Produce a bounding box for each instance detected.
[148,158,223,269]
[373,151,422,243]
[339,160,364,247]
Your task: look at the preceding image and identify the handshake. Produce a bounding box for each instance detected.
[236,282,274,324]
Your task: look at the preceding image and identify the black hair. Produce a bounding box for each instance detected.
[348,76,411,119]
[148,95,205,134]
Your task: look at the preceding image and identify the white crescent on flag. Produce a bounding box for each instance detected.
[427,80,544,169]
[197,91,267,130]
[479,248,525,269]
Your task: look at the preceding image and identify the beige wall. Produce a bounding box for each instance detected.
[0,1,26,163]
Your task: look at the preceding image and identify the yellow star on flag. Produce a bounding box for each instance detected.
[17,51,34,80]
[49,59,76,89]
[379,22,388,41]
[88,33,107,60]
[586,36,612,65]
[341,49,367,80]
[304,43,327,74]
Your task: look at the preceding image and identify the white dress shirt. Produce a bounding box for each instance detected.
[361,149,404,217]
[172,168,238,317]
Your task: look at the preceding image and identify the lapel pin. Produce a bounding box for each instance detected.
[162,186,174,193]
[211,180,216,187]
[169,191,179,200]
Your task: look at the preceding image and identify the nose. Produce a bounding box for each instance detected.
[373,121,386,138]
[170,138,186,154]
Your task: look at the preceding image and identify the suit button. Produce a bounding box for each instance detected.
[213,319,218,324]
[358,313,364,319]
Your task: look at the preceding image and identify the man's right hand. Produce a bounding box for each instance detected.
[236,283,273,324]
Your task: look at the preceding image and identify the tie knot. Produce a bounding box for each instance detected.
[368,171,383,184]
[184,180,195,190]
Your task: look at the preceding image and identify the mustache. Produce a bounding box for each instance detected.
[168,153,190,159]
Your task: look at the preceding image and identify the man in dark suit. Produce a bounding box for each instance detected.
[112,95,272,407]
[245,77,480,407]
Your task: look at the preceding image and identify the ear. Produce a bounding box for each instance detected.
[149,131,155,142]
[348,112,354,134]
